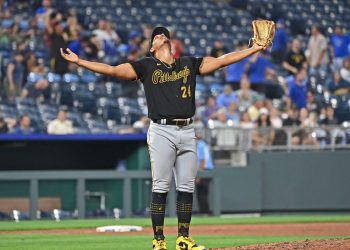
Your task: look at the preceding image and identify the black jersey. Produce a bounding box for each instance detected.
[130,56,203,120]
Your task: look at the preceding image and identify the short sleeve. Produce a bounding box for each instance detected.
[129,58,148,81]
[320,36,327,50]
[189,57,204,75]
[307,38,312,50]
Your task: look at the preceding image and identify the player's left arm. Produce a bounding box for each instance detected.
[199,44,263,75]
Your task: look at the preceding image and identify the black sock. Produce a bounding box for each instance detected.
[150,192,167,240]
[177,191,193,237]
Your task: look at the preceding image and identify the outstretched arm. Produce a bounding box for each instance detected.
[60,48,137,81]
[199,44,263,75]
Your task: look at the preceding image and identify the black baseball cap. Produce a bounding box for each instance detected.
[150,26,170,50]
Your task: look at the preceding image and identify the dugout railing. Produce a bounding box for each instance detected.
[0,170,221,220]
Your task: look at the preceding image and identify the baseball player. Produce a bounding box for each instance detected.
[61,26,266,250]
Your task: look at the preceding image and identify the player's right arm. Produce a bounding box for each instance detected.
[60,48,137,81]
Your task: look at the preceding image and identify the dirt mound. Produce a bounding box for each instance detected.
[210,238,350,250]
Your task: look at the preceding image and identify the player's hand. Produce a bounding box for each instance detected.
[60,48,79,64]
[251,43,264,52]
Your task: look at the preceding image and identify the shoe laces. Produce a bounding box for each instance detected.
[183,236,195,244]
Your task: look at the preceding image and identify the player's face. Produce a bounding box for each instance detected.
[151,34,170,52]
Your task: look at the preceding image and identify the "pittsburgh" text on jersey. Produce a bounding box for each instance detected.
[152,66,190,84]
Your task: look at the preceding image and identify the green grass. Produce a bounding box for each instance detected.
[0,234,349,250]
[1,214,350,231]
[1,215,350,249]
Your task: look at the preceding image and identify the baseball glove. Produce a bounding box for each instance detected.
[250,20,276,49]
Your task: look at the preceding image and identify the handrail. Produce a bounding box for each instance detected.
[0,170,220,220]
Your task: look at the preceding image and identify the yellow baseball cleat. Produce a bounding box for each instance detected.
[176,236,206,250]
[152,238,167,250]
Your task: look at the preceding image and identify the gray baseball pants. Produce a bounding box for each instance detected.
[147,121,197,193]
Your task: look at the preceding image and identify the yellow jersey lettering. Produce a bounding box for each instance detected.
[151,66,190,84]
[181,86,187,98]
[152,70,162,85]
[180,85,191,99]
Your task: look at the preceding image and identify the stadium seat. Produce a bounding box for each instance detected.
[1,0,349,136]
[63,73,80,84]
[73,90,97,114]
[47,73,62,83]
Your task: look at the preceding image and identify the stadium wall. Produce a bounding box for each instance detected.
[218,151,350,212]
[0,151,349,216]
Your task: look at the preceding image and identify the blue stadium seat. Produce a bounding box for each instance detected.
[47,72,62,83]
[59,83,75,107]
[1,19,14,28]
[15,97,36,107]
[209,83,224,97]
[66,111,87,128]
[27,72,42,84]
[73,127,91,134]
[73,90,96,114]
[80,73,97,84]
[63,73,80,84]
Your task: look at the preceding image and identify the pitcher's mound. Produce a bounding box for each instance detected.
[210,238,350,250]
